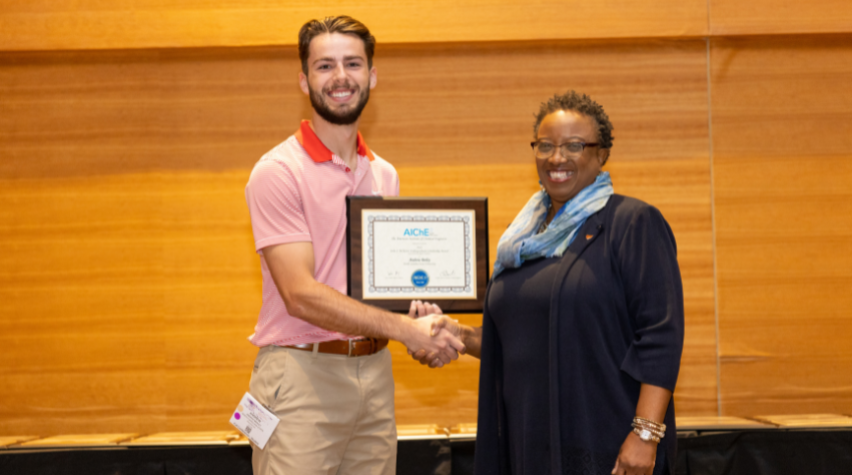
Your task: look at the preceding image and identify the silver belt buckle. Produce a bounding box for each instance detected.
[348,338,370,357]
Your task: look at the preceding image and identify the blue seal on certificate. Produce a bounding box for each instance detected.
[411,270,429,288]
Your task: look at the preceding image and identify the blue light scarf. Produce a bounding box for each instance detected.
[492,172,613,279]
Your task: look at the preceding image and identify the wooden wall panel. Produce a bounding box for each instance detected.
[367,40,711,167]
[0,46,306,435]
[0,172,261,434]
[159,172,262,431]
[0,38,715,435]
[0,174,166,435]
[606,159,717,414]
[0,0,707,52]
[0,47,302,179]
[711,35,852,416]
[710,0,852,35]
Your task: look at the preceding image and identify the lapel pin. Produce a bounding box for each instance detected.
[586,234,594,240]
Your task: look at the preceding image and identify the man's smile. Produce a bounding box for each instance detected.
[327,86,357,102]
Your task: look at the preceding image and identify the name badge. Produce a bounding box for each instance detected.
[229,392,280,449]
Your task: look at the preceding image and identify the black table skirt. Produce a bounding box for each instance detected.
[2,430,851,475]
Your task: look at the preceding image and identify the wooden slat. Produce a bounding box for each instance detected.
[0,436,39,448]
[124,431,239,446]
[450,423,478,435]
[675,416,771,431]
[710,0,852,36]
[6,0,850,53]
[0,0,707,52]
[396,424,447,438]
[20,433,138,446]
[753,414,852,428]
[711,35,852,416]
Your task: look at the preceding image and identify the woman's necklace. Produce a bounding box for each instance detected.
[537,204,553,234]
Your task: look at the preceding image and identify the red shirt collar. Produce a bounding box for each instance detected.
[294,120,375,163]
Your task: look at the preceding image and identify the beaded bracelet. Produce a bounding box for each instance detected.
[634,416,666,431]
[631,421,665,438]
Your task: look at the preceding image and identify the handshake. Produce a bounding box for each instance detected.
[402,300,465,368]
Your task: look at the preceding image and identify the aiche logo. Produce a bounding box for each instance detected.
[403,228,431,237]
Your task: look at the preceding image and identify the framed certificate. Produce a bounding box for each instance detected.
[346,197,489,313]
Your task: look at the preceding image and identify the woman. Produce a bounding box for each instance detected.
[421,91,684,475]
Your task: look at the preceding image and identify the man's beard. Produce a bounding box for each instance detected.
[309,84,370,125]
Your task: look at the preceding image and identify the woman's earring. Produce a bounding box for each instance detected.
[539,180,546,193]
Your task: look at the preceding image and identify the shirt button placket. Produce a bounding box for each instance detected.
[350,157,367,193]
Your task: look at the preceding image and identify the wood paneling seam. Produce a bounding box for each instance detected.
[706,37,722,417]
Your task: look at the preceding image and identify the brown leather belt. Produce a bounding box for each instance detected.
[284,338,388,357]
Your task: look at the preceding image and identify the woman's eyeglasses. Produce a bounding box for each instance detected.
[531,140,599,159]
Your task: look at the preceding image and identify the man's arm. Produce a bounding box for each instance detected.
[264,241,464,362]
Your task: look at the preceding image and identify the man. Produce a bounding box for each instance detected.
[244,16,464,475]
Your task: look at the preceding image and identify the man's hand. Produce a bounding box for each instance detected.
[407,314,464,367]
[409,313,465,368]
[611,431,657,475]
[402,300,464,367]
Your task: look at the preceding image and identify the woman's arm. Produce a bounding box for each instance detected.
[610,204,684,474]
[460,324,483,359]
[611,384,672,475]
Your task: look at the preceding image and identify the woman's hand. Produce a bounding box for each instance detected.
[613,383,671,474]
[611,431,657,475]
[407,299,443,320]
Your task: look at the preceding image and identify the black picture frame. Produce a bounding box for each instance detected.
[346,197,489,313]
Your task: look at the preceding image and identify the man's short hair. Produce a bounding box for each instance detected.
[533,91,614,150]
[298,16,376,74]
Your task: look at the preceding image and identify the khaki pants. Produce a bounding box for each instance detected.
[249,345,397,475]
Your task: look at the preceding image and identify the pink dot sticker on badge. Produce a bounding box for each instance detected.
[234,412,241,420]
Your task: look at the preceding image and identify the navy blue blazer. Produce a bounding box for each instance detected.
[475,194,685,475]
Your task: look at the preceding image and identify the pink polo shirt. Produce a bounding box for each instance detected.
[245,120,400,347]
